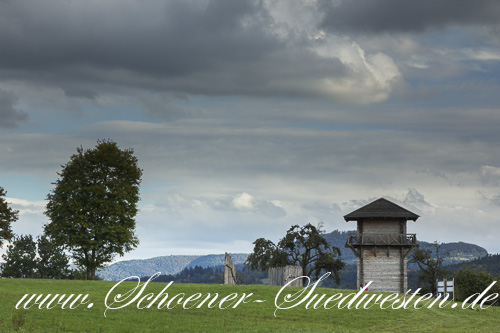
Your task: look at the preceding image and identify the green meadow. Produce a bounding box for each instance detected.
[1,278,500,332]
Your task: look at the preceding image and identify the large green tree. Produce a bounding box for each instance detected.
[246,223,345,285]
[0,186,18,248]
[44,140,142,280]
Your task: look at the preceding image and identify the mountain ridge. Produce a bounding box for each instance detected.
[99,230,488,281]
[99,253,249,281]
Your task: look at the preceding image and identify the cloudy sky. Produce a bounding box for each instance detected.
[2,0,500,262]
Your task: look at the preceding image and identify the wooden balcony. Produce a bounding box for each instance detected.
[345,233,417,247]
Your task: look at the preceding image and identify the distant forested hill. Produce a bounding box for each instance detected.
[323,230,488,265]
[186,254,249,269]
[99,230,488,281]
[99,255,200,280]
[99,253,249,281]
[321,230,357,263]
[418,240,488,264]
[447,253,500,276]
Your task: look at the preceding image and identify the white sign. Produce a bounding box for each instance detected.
[437,278,454,298]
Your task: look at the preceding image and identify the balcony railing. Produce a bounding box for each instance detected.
[345,233,417,247]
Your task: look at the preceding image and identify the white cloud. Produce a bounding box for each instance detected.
[314,39,402,102]
[8,197,46,215]
[232,192,255,210]
[458,48,500,62]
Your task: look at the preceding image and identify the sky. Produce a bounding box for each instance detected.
[2,0,500,262]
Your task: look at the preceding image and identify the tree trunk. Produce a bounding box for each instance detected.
[91,248,96,280]
[302,265,308,286]
[85,252,91,280]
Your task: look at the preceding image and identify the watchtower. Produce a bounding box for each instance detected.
[344,198,419,293]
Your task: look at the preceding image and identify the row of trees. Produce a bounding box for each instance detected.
[0,140,143,280]
[0,235,71,279]
[143,264,266,285]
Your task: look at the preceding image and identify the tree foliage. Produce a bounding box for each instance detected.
[409,242,449,294]
[0,235,37,278]
[0,234,71,279]
[452,267,500,306]
[44,140,142,280]
[246,223,345,284]
[37,235,72,279]
[0,186,18,248]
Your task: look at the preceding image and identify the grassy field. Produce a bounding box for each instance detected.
[1,277,500,332]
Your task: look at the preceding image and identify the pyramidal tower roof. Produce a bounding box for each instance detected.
[344,198,419,222]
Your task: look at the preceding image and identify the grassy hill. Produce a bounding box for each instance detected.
[1,278,499,332]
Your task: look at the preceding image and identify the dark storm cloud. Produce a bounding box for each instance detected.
[320,0,500,33]
[0,0,410,103]
[0,0,273,75]
[0,0,286,95]
[62,85,99,99]
[0,88,28,128]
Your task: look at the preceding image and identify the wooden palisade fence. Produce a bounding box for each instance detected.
[268,265,303,287]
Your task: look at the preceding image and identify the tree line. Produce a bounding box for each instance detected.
[142,264,266,285]
[0,234,72,279]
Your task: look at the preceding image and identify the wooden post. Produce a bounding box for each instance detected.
[224,252,237,285]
